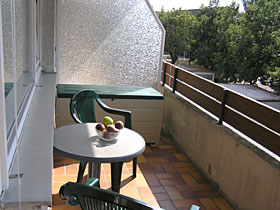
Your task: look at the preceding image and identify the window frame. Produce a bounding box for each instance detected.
[0,0,41,192]
[34,0,42,83]
[0,2,8,193]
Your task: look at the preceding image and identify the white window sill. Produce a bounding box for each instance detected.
[3,72,56,206]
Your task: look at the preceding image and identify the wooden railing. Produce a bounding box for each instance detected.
[161,61,280,157]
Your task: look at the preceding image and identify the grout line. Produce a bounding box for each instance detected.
[63,164,66,176]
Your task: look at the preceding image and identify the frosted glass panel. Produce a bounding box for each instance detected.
[57,0,163,88]
[2,0,33,139]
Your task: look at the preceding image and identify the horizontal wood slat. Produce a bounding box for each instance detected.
[163,61,280,156]
[224,107,280,157]
[176,81,220,117]
[226,90,280,134]
[177,68,224,101]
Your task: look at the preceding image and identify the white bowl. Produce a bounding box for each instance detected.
[96,128,120,141]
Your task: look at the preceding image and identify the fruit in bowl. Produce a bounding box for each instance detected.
[102,116,114,126]
[95,123,106,132]
[115,121,124,130]
[95,117,124,141]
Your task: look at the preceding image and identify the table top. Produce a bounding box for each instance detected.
[56,84,164,100]
[54,123,146,163]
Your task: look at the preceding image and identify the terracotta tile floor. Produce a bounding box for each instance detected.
[52,136,234,210]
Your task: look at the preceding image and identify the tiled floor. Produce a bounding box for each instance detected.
[52,136,234,210]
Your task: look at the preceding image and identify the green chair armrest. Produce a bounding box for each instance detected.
[70,89,132,129]
[96,97,132,128]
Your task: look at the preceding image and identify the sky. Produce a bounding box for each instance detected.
[148,0,244,11]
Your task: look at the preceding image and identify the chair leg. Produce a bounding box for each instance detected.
[77,161,87,183]
[133,157,137,177]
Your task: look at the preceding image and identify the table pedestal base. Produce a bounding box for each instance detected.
[76,161,101,183]
[77,161,124,193]
[88,162,101,180]
[111,162,124,193]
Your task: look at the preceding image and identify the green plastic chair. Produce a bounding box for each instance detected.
[60,181,200,210]
[60,181,165,210]
[70,89,138,182]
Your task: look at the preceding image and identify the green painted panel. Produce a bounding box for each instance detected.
[57,84,164,100]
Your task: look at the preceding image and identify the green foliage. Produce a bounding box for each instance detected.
[190,2,241,75]
[158,8,196,64]
[241,0,260,11]
[235,0,280,83]
[158,0,280,92]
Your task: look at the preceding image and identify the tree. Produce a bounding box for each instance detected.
[189,5,218,70]
[158,0,280,93]
[235,0,280,84]
[241,0,259,11]
[189,1,240,76]
[158,8,196,64]
[211,2,241,81]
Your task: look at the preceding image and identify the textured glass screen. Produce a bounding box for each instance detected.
[57,0,163,88]
[2,0,33,139]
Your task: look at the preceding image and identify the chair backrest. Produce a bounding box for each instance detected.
[60,182,165,210]
[70,89,132,129]
[70,90,99,123]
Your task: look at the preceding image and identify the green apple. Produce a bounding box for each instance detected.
[102,116,114,126]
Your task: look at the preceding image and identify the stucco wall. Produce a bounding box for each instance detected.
[56,0,164,89]
[161,87,280,210]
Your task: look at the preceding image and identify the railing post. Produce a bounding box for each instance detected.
[218,89,228,125]
[172,68,178,93]
[162,62,167,86]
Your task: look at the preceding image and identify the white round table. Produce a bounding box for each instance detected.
[54,123,146,192]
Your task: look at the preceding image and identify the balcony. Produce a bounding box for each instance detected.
[1,1,279,210]
[50,61,280,210]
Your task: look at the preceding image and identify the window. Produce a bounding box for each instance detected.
[0,0,41,192]
[35,0,42,81]
[0,7,8,193]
